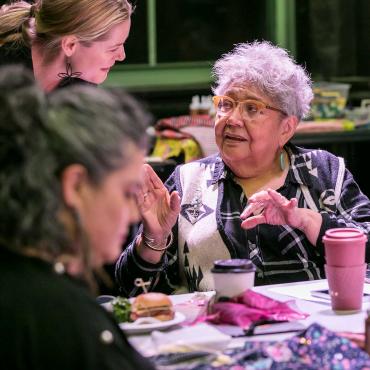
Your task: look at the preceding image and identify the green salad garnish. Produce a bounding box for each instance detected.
[112,296,132,323]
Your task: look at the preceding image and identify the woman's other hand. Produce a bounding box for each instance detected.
[137,164,181,259]
[240,189,301,229]
[240,188,322,245]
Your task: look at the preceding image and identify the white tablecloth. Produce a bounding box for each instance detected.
[127,280,370,356]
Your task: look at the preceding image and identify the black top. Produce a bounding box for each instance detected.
[0,44,97,90]
[0,248,156,370]
[56,76,97,89]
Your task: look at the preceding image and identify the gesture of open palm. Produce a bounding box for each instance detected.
[138,164,181,239]
[240,188,303,230]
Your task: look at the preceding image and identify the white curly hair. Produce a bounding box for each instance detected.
[212,41,313,120]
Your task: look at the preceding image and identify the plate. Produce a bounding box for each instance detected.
[119,312,186,334]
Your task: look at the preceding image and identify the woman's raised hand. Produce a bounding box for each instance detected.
[240,188,322,245]
[138,164,181,239]
[240,189,303,229]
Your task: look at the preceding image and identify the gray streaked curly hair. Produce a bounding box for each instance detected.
[0,64,150,261]
[212,41,313,120]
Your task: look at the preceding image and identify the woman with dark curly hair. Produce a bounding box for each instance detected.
[0,65,155,370]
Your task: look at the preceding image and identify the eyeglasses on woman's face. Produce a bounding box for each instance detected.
[212,95,287,119]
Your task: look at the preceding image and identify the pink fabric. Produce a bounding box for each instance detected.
[197,290,308,329]
[155,114,214,139]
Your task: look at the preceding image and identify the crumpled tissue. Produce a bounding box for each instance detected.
[198,290,308,329]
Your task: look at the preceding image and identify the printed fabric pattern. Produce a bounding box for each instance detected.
[150,323,370,370]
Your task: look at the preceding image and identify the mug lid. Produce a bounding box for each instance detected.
[324,228,365,240]
[211,259,256,273]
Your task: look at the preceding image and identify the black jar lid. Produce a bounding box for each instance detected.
[211,259,256,273]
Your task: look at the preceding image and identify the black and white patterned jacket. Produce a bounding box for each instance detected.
[116,144,370,296]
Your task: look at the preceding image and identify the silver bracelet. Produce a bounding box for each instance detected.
[142,231,173,252]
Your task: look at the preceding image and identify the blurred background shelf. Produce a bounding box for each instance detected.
[293,129,370,145]
[292,129,370,196]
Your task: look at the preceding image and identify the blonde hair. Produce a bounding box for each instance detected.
[0,0,132,62]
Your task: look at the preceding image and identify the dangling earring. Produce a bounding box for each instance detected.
[57,57,82,80]
[279,149,285,171]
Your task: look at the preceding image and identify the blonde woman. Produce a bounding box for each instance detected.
[0,0,132,91]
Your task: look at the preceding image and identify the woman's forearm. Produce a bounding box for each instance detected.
[297,208,323,246]
[135,233,168,264]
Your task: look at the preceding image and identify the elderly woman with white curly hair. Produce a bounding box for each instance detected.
[116,41,370,295]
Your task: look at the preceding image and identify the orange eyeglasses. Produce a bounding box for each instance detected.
[212,95,287,119]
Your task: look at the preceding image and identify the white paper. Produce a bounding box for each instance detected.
[268,280,329,302]
[151,323,231,353]
[267,280,370,304]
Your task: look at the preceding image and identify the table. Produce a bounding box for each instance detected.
[254,279,370,334]
[127,279,370,357]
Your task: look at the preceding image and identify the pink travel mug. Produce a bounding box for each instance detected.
[325,264,366,312]
[323,228,367,267]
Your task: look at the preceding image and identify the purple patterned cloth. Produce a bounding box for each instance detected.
[152,323,370,370]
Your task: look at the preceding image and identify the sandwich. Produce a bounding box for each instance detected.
[130,292,174,322]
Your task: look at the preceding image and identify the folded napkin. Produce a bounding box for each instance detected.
[151,323,231,353]
[198,290,308,329]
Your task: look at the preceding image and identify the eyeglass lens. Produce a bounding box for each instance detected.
[216,97,263,119]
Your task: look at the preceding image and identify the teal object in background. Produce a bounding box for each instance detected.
[105,62,213,91]
[104,0,296,91]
